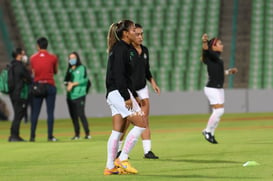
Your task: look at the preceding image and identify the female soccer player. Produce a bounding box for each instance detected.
[64,52,91,140]
[201,33,238,144]
[104,20,146,175]
[117,24,160,159]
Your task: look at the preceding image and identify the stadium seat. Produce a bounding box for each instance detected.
[139,7,152,28]
[174,48,187,68]
[125,7,138,21]
[115,0,128,7]
[171,67,185,91]
[82,10,97,29]
[157,68,171,91]
[149,48,160,69]
[141,0,155,7]
[168,0,181,6]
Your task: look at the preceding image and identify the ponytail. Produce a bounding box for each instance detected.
[201,37,219,62]
[201,50,205,62]
[107,23,119,53]
[107,20,135,53]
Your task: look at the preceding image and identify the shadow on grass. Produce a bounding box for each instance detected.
[164,151,247,159]
[246,141,273,145]
[140,174,260,180]
[160,158,241,164]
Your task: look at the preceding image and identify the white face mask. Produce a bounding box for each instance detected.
[22,55,28,63]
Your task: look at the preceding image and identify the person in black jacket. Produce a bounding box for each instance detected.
[117,24,160,159]
[201,33,238,144]
[104,20,146,175]
[8,48,32,142]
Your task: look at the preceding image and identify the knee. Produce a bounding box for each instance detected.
[215,107,224,117]
[138,120,147,129]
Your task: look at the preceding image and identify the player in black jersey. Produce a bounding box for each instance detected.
[201,33,238,144]
[117,24,160,159]
[104,20,146,175]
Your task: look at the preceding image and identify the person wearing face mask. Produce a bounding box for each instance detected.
[8,48,32,142]
[30,37,58,142]
[21,50,29,65]
[64,52,91,140]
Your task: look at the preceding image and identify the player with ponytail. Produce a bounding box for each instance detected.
[104,20,146,175]
[201,33,238,144]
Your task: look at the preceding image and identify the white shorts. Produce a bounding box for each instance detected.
[136,85,149,100]
[204,87,225,105]
[106,90,141,118]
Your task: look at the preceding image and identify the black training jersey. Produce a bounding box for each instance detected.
[202,50,224,88]
[9,60,32,100]
[106,40,137,101]
[130,45,152,90]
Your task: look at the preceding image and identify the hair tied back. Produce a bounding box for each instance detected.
[113,23,120,41]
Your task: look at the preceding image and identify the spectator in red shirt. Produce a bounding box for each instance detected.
[30,37,58,142]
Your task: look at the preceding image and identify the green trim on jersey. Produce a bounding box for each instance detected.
[20,83,29,99]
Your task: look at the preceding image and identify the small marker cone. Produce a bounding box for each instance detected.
[243,161,260,167]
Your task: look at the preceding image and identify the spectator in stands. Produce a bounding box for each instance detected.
[104,20,146,175]
[8,48,32,142]
[201,33,238,144]
[30,37,58,142]
[64,51,91,140]
[117,23,160,159]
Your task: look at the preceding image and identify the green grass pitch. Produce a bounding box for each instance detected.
[0,113,273,181]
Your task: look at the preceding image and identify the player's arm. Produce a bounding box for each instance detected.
[145,48,160,95]
[225,68,238,75]
[149,77,160,95]
[202,33,209,50]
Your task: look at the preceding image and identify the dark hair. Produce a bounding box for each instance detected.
[135,23,142,29]
[201,37,220,62]
[208,37,219,50]
[116,20,134,39]
[11,48,23,58]
[68,51,82,67]
[37,37,48,49]
[64,52,83,82]
[107,19,134,53]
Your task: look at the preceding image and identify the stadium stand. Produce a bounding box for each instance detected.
[10,0,222,94]
[263,0,273,89]
[249,0,273,89]
[249,0,264,89]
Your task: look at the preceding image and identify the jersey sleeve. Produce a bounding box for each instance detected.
[112,46,130,101]
[74,66,88,85]
[144,47,153,81]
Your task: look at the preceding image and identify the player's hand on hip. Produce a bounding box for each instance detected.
[125,99,133,110]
